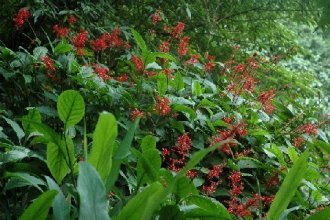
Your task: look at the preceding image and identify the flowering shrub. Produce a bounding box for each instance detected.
[0,5,329,220]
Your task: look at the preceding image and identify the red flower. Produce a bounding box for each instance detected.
[178,36,190,56]
[72,30,88,48]
[258,89,276,114]
[131,55,144,73]
[153,96,171,116]
[130,108,144,121]
[293,136,304,148]
[161,148,170,161]
[187,170,198,178]
[204,61,216,72]
[172,22,185,38]
[93,64,110,81]
[90,38,107,52]
[207,164,224,179]
[68,15,77,24]
[53,25,70,38]
[235,64,246,73]
[163,68,174,78]
[13,8,31,29]
[42,56,56,72]
[159,41,170,53]
[185,54,199,65]
[299,123,318,135]
[228,171,244,196]
[145,71,157,77]
[116,73,129,82]
[151,10,162,25]
[102,29,122,48]
[202,181,219,195]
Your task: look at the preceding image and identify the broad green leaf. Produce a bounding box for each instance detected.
[45,176,70,220]
[19,190,58,220]
[151,52,176,62]
[182,195,231,220]
[172,176,198,198]
[47,137,75,184]
[172,104,197,120]
[33,46,48,59]
[192,80,203,96]
[313,139,330,154]
[22,108,41,136]
[89,113,117,182]
[131,28,148,55]
[5,172,45,192]
[57,90,85,129]
[54,41,73,54]
[266,150,309,220]
[287,146,299,163]
[172,72,184,92]
[3,116,25,142]
[77,162,110,220]
[157,73,167,95]
[0,145,44,164]
[141,135,157,152]
[159,205,183,220]
[22,120,61,145]
[134,148,161,184]
[114,182,164,220]
[305,206,330,220]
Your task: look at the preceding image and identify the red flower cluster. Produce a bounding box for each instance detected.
[53,25,70,38]
[235,64,246,73]
[162,132,192,172]
[172,22,185,38]
[115,73,129,82]
[153,96,171,116]
[258,89,275,114]
[187,169,198,178]
[204,61,216,72]
[72,30,88,53]
[202,181,219,195]
[209,122,247,155]
[163,68,174,78]
[293,136,304,148]
[131,55,144,73]
[42,56,56,72]
[93,64,110,81]
[130,108,144,121]
[90,28,123,52]
[159,41,170,53]
[298,123,318,135]
[13,8,31,29]
[185,54,199,65]
[178,36,190,56]
[68,15,77,24]
[151,10,161,25]
[145,71,157,77]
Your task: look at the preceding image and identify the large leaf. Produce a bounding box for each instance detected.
[182,195,231,220]
[131,28,149,55]
[19,190,58,220]
[3,116,25,142]
[47,137,75,184]
[106,118,140,191]
[114,182,165,220]
[22,108,41,136]
[5,172,46,192]
[57,90,85,129]
[45,176,70,220]
[266,150,310,220]
[157,73,168,95]
[77,162,110,220]
[305,206,330,220]
[89,113,117,182]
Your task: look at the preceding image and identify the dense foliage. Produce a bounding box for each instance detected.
[0,1,329,220]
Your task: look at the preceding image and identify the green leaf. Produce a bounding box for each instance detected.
[19,190,58,220]
[54,41,73,54]
[287,146,299,163]
[45,176,70,220]
[192,80,203,96]
[22,108,41,136]
[141,135,157,152]
[131,28,149,55]
[134,148,160,184]
[47,137,75,184]
[106,118,140,191]
[5,172,46,192]
[182,195,231,220]
[3,116,25,142]
[159,205,184,220]
[57,90,85,129]
[33,46,48,60]
[305,206,330,220]
[157,73,167,95]
[313,139,330,154]
[151,52,177,62]
[89,113,117,182]
[172,176,198,198]
[172,104,197,120]
[77,162,110,220]
[114,182,164,220]
[266,150,309,220]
